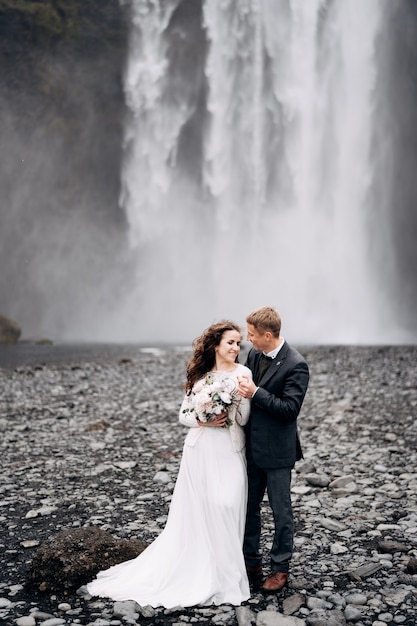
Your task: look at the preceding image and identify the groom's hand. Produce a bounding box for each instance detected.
[238,375,257,398]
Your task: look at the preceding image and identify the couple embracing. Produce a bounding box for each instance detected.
[87,306,309,608]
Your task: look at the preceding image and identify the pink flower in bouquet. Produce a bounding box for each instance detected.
[183,373,239,427]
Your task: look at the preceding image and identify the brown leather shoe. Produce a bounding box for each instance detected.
[246,564,263,586]
[261,571,288,593]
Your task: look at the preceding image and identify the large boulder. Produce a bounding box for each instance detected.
[26,526,148,592]
[0,313,21,344]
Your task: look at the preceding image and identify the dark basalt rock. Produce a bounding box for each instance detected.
[405,558,417,575]
[376,539,411,554]
[26,526,148,592]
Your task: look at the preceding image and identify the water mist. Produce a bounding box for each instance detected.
[116,0,401,344]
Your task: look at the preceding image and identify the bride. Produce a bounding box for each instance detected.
[87,320,252,608]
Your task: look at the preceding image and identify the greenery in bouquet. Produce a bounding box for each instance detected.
[183,373,239,428]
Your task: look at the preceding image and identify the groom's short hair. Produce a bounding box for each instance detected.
[246,306,281,338]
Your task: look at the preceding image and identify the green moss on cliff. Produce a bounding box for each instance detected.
[0,0,128,219]
[0,0,126,50]
[0,313,21,344]
[0,1,64,43]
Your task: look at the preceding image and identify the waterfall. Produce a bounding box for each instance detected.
[118,0,397,344]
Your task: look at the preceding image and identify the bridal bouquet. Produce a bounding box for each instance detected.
[183,373,239,427]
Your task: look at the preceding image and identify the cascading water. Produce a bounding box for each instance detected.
[118,0,395,344]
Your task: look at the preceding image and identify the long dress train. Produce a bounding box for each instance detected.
[87,365,251,608]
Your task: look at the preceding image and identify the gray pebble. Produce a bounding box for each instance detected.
[344,594,367,605]
[378,613,393,622]
[343,605,362,622]
[15,617,36,626]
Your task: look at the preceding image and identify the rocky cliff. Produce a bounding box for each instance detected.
[0,0,129,337]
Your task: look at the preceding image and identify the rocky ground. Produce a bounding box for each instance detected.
[0,344,416,626]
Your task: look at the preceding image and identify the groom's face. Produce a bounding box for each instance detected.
[246,324,270,352]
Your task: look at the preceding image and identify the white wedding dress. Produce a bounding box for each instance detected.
[87,364,252,608]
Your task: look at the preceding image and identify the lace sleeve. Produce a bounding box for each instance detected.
[233,364,252,426]
[178,393,199,428]
[234,395,251,426]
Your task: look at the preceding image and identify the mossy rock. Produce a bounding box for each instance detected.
[0,313,21,344]
[26,526,148,592]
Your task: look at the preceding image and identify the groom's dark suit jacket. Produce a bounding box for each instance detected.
[245,341,309,469]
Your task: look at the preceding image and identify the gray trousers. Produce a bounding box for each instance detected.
[243,457,293,573]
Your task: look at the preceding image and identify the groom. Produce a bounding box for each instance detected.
[238,306,309,593]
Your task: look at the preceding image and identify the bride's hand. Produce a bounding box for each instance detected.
[197,412,228,428]
[237,375,256,398]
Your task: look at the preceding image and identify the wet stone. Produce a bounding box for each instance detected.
[344,593,368,605]
[304,474,330,488]
[343,605,362,622]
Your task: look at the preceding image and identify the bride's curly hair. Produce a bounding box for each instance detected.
[185,320,242,393]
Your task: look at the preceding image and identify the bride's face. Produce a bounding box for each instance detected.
[216,330,241,364]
